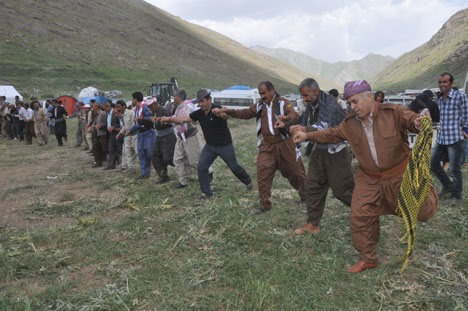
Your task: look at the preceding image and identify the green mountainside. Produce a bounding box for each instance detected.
[251,46,394,88]
[0,0,336,99]
[372,8,468,91]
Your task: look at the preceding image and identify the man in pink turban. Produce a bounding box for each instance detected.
[292,80,438,273]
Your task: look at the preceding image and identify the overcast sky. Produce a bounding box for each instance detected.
[145,0,467,63]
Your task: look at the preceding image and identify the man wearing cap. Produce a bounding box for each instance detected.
[162,89,252,199]
[118,101,138,171]
[32,101,48,145]
[128,92,156,179]
[148,98,176,184]
[292,80,438,273]
[214,81,306,215]
[276,78,354,234]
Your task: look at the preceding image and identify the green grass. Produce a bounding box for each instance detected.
[0,119,467,310]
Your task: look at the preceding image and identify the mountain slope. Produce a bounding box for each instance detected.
[251,46,394,87]
[372,8,468,91]
[0,0,336,98]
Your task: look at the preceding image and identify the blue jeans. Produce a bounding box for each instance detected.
[431,140,464,198]
[198,143,251,196]
[137,129,156,176]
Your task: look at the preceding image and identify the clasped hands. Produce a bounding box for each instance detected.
[274,115,308,143]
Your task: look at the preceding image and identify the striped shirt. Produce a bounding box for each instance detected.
[436,89,468,145]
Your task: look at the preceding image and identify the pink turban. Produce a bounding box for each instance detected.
[343,80,372,99]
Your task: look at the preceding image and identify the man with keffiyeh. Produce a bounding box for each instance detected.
[293,80,438,273]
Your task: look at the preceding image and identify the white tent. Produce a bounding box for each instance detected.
[78,87,103,98]
[0,85,23,103]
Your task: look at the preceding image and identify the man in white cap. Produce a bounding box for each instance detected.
[292,80,438,273]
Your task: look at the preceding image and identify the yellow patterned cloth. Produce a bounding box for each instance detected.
[396,116,432,273]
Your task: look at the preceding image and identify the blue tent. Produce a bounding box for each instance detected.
[78,96,114,106]
[223,85,252,91]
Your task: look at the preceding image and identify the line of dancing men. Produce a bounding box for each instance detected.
[1,72,466,273]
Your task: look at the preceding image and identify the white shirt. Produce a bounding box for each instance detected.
[265,95,277,136]
[25,108,34,121]
[18,107,27,121]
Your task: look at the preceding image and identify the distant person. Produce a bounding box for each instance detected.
[117,101,138,171]
[91,102,108,167]
[71,101,86,148]
[329,88,347,110]
[23,102,35,145]
[215,81,306,214]
[50,100,68,146]
[86,99,97,153]
[16,102,26,141]
[128,92,156,180]
[421,90,440,122]
[46,100,55,135]
[374,91,385,103]
[105,101,123,170]
[32,101,49,146]
[162,89,252,200]
[408,98,430,117]
[81,103,91,150]
[0,101,7,137]
[431,72,468,204]
[148,98,176,185]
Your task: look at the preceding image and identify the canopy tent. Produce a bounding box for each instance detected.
[0,85,23,103]
[78,96,113,106]
[223,85,252,91]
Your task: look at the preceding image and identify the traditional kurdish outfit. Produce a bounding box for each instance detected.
[287,90,354,228]
[226,95,306,211]
[33,107,48,145]
[151,105,176,180]
[305,103,437,265]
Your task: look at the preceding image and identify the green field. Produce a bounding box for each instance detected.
[0,119,467,310]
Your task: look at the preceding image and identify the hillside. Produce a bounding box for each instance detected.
[372,8,468,91]
[251,46,394,88]
[0,0,336,99]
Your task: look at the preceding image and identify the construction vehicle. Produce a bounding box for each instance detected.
[147,77,178,106]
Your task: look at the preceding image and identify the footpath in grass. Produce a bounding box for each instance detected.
[0,119,467,310]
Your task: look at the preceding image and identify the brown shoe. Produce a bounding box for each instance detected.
[346,261,377,273]
[295,223,320,235]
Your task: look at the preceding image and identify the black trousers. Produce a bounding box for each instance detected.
[55,121,67,146]
[107,132,123,168]
[151,132,176,178]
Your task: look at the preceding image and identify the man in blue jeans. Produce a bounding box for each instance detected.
[162,89,252,199]
[430,72,468,204]
[128,92,156,180]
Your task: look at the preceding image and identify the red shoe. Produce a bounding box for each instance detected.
[295,223,320,235]
[346,261,377,273]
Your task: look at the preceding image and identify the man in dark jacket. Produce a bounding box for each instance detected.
[278,78,355,235]
[105,101,124,170]
[50,100,68,146]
